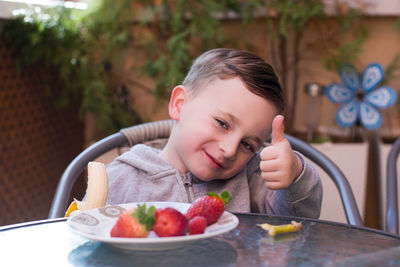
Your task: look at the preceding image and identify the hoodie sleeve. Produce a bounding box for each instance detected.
[247,152,323,219]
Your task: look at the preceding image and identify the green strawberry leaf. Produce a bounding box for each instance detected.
[132,204,156,231]
[148,206,156,216]
[206,191,232,206]
[220,190,232,205]
[206,192,220,198]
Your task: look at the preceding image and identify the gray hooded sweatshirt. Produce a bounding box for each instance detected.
[106,144,322,219]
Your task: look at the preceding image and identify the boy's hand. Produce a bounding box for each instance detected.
[259,115,303,190]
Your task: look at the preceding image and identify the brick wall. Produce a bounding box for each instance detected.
[0,39,86,225]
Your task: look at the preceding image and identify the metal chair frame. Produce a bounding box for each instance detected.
[48,120,363,226]
[386,137,400,234]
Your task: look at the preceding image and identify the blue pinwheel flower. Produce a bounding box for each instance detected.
[325,63,397,130]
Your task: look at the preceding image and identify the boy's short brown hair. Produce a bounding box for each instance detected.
[182,48,284,114]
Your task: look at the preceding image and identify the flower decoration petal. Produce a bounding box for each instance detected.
[365,86,398,108]
[361,63,384,93]
[359,102,382,130]
[339,64,360,91]
[335,101,359,127]
[325,83,354,103]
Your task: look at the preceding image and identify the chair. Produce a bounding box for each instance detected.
[48,120,363,226]
[385,137,400,234]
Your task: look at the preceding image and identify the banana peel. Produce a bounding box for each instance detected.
[65,161,108,217]
[258,221,303,236]
[65,201,78,217]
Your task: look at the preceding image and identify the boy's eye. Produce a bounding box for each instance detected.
[215,119,228,130]
[241,141,255,153]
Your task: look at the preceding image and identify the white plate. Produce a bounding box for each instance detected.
[67,202,239,251]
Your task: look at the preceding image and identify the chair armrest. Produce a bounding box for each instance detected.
[48,132,128,219]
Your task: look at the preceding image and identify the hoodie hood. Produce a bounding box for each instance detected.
[115,144,174,175]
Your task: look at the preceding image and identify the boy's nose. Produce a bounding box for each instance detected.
[218,136,239,160]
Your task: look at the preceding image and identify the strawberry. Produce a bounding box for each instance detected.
[188,216,207,235]
[110,204,155,238]
[185,191,231,225]
[153,207,188,237]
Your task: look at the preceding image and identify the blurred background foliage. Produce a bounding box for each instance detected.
[3,0,397,140]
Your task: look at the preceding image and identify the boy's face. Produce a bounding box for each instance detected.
[165,77,279,181]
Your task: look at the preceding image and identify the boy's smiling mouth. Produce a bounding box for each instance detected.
[204,151,224,169]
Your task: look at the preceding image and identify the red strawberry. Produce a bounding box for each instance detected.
[188,216,207,235]
[153,207,188,237]
[185,191,231,225]
[110,204,155,238]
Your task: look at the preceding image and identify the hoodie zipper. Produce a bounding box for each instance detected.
[182,173,194,203]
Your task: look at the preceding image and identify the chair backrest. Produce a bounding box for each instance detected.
[386,137,400,234]
[48,120,363,226]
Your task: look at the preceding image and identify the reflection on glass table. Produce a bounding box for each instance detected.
[1,213,400,266]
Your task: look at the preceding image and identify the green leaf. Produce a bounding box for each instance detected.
[220,190,232,205]
[394,19,400,31]
[133,204,156,231]
[206,192,220,198]
[382,53,400,84]
[206,190,232,206]
[148,206,156,217]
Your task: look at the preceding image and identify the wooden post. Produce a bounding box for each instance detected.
[363,130,382,229]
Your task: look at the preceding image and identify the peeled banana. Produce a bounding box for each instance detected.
[65,161,108,217]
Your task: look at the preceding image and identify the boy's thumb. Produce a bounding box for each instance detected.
[271,115,285,145]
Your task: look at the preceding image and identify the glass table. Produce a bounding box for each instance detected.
[1,213,400,266]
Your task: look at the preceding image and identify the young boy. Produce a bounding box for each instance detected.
[106,48,322,219]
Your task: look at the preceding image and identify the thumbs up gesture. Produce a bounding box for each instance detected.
[259,115,303,190]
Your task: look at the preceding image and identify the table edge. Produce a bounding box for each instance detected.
[0,217,67,232]
[2,213,400,240]
[234,212,400,239]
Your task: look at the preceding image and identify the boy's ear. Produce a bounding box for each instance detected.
[168,85,188,120]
